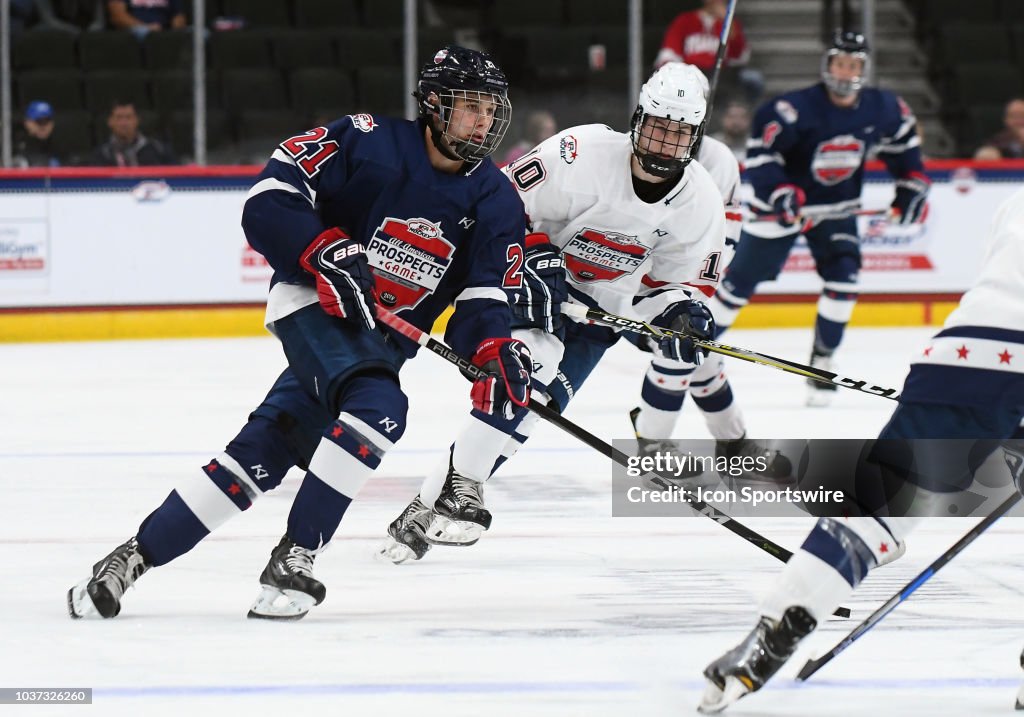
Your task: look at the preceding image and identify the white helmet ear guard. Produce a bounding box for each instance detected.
[631,63,709,178]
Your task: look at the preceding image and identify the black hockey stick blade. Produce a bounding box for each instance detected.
[561,304,900,401]
[375,306,853,619]
[796,490,1022,681]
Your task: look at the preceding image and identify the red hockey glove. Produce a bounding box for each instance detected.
[468,338,533,420]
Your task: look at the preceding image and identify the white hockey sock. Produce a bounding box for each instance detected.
[759,549,855,624]
[419,417,513,504]
[700,402,746,441]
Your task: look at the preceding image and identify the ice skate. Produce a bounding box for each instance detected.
[67,537,151,619]
[629,407,703,487]
[428,458,491,546]
[806,349,838,407]
[247,535,326,620]
[699,606,816,713]
[378,496,434,564]
[1016,645,1024,710]
[717,434,794,485]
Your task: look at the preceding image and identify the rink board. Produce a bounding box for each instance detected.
[0,161,1019,341]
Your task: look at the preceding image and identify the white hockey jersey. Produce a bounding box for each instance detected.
[503,124,727,323]
[696,135,743,251]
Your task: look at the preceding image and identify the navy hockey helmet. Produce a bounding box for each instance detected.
[822,29,870,98]
[630,63,709,179]
[416,45,512,163]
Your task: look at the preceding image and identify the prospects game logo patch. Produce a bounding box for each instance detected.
[563,228,650,283]
[366,217,454,311]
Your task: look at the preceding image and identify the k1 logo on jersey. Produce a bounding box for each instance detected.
[811,135,865,185]
[365,217,455,311]
[563,228,650,283]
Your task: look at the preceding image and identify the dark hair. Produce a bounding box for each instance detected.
[108,98,137,115]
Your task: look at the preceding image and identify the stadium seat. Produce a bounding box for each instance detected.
[50,109,94,160]
[947,63,1023,105]
[166,109,232,153]
[963,103,1008,150]
[362,1,407,28]
[236,110,303,146]
[84,70,152,112]
[335,29,403,68]
[78,31,144,71]
[221,69,289,111]
[293,0,359,28]
[566,0,626,26]
[221,0,292,28]
[920,0,999,37]
[15,70,84,111]
[492,0,565,26]
[524,27,627,74]
[13,29,78,70]
[354,67,407,116]
[151,70,222,113]
[1001,0,1024,23]
[273,30,337,69]
[290,68,356,113]
[936,24,1010,68]
[209,31,273,69]
[144,31,194,71]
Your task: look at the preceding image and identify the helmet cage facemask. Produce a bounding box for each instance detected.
[422,88,511,163]
[630,107,704,179]
[822,49,870,98]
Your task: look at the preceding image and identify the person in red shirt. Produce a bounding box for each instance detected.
[655,0,763,102]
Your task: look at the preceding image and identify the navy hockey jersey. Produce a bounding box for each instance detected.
[744,83,924,218]
[241,114,526,359]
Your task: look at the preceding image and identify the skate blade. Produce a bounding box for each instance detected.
[246,586,316,620]
[67,579,100,619]
[697,675,751,714]
[375,538,420,565]
[1015,681,1024,710]
[425,515,482,546]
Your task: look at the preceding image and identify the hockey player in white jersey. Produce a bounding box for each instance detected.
[698,188,1024,713]
[628,71,790,483]
[381,62,728,562]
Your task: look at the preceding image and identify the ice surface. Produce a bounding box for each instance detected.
[2,327,1021,716]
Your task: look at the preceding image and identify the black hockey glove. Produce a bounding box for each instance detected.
[769,184,805,228]
[650,300,715,364]
[511,232,568,335]
[468,338,533,420]
[299,227,377,330]
[890,172,930,225]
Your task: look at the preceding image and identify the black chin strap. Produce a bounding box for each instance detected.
[425,114,465,163]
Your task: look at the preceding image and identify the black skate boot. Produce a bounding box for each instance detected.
[378,497,434,565]
[806,348,838,407]
[1016,644,1024,710]
[247,535,326,620]
[428,457,492,546]
[699,606,817,713]
[629,407,703,486]
[716,434,794,485]
[67,537,151,619]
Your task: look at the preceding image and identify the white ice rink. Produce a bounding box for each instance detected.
[2,326,1022,716]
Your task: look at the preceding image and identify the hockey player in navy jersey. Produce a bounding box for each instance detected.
[698,188,1024,713]
[708,30,930,407]
[67,46,531,620]
[380,63,729,563]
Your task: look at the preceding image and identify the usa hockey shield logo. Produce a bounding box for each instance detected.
[811,135,865,185]
[365,217,454,311]
[563,228,650,283]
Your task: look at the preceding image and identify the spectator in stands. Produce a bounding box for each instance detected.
[974,98,1024,159]
[13,101,71,168]
[107,0,185,38]
[655,0,764,103]
[501,110,557,165]
[710,100,751,162]
[87,99,177,166]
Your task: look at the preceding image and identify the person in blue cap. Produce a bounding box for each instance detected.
[13,101,70,168]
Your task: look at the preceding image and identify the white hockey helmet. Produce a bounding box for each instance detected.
[630,62,709,178]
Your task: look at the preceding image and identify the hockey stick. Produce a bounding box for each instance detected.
[752,207,890,224]
[375,305,852,618]
[561,303,900,401]
[796,489,1022,681]
[705,0,738,119]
